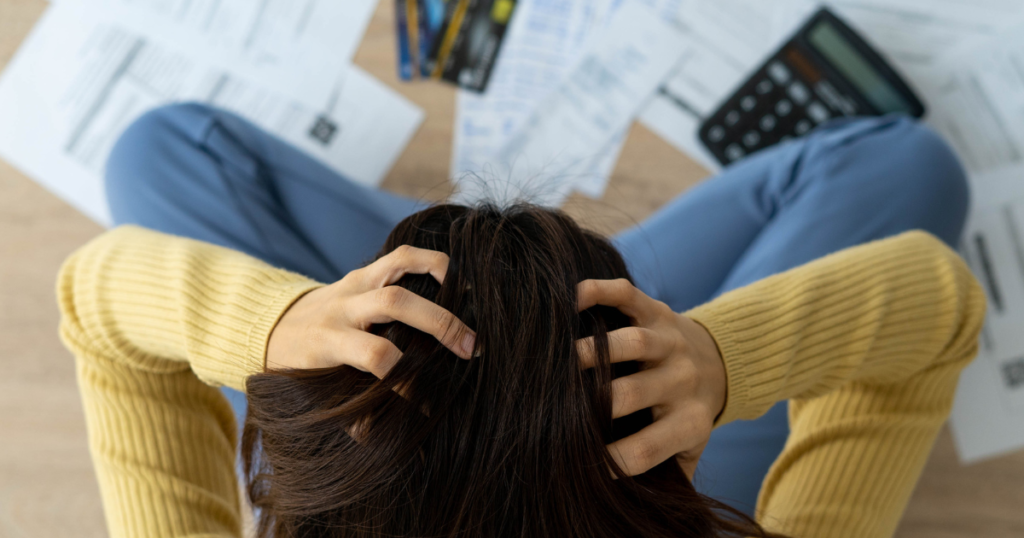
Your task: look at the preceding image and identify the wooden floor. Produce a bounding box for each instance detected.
[0,1,1022,536]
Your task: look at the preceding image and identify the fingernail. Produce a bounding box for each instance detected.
[461,333,476,358]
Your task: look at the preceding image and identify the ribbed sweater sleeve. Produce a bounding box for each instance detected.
[57,225,322,538]
[686,231,987,538]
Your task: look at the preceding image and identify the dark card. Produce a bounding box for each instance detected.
[426,0,517,93]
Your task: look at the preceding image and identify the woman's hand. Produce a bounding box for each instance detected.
[576,279,727,480]
[267,245,476,377]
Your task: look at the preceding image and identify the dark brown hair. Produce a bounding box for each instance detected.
[243,204,782,537]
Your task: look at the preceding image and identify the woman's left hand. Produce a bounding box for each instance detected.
[575,279,727,480]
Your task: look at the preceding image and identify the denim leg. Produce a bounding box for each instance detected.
[105,102,424,424]
[615,115,969,514]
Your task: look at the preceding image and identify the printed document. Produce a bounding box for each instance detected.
[953,165,1024,463]
[638,0,784,173]
[457,2,689,207]
[0,3,423,226]
[60,0,379,107]
[452,0,684,202]
[923,20,1024,175]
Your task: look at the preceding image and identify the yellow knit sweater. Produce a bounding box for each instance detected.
[57,226,986,538]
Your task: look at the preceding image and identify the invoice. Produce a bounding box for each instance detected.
[0,2,423,225]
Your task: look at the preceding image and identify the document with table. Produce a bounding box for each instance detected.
[0,0,421,226]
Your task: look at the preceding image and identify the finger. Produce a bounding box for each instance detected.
[576,279,655,321]
[338,332,404,379]
[352,286,476,360]
[606,412,695,477]
[576,327,670,369]
[609,368,674,419]
[359,245,452,291]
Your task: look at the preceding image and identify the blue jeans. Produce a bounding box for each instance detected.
[105,103,968,515]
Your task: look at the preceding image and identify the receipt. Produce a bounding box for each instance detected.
[460,1,689,206]
[452,0,617,181]
[452,0,686,203]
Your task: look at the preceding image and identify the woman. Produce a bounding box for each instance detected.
[59,103,985,537]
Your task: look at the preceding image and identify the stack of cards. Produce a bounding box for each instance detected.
[396,0,517,93]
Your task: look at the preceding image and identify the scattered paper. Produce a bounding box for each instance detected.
[638,0,785,173]
[952,164,1024,463]
[62,0,379,108]
[921,20,1024,175]
[0,2,424,226]
[452,0,685,202]
[456,1,689,206]
[451,0,618,182]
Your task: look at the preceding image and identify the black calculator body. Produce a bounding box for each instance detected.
[699,8,925,166]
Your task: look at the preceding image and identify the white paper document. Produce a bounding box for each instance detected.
[452,0,618,182]
[638,0,785,173]
[452,0,684,202]
[60,0,379,107]
[456,2,688,206]
[0,3,423,226]
[952,165,1024,463]
[922,20,1024,175]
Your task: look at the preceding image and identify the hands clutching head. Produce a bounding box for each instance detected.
[575,279,726,480]
[266,247,726,480]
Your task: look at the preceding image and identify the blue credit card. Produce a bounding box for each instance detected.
[395,0,414,80]
[418,0,447,77]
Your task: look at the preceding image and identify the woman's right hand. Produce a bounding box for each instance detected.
[576,279,728,480]
[266,245,477,377]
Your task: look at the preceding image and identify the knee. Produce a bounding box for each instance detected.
[813,117,970,244]
[886,118,969,217]
[105,103,218,224]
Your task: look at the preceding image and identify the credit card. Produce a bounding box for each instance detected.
[427,0,518,93]
[395,0,414,80]
[419,0,448,78]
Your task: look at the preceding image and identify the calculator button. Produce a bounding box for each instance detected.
[725,144,746,162]
[755,79,774,95]
[768,61,791,84]
[740,95,757,111]
[708,125,726,143]
[795,119,813,135]
[743,131,761,148]
[775,99,793,117]
[807,101,831,124]
[724,110,741,127]
[788,82,811,104]
[760,114,777,132]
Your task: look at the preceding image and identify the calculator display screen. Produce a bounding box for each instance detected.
[808,22,913,114]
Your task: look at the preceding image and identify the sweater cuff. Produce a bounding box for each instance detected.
[242,280,323,385]
[686,303,757,426]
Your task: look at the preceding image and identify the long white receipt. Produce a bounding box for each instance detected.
[465,2,688,207]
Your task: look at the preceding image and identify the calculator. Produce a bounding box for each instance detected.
[698,8,925,166]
